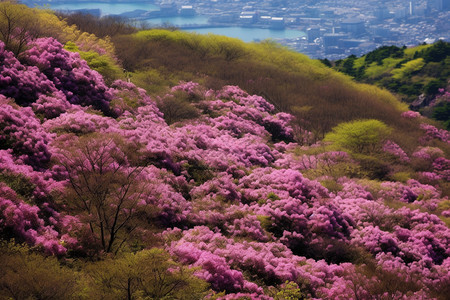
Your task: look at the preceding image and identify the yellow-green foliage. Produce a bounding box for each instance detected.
[362,57,404,78]
[274,281,306,300]
[437,200,450,212]
[324,119,392,154]
[354,83,408,111]
[362,57,410,79]
[0,241,80,299]
[37,9,116,57]
[64,42,122,83]
[0,1,41,54]
[364,62,390,78]
[132,69,178,95]
[404,44,432,58]
[86,248,209,299]
[391,172,412,183]
[353,56,366,69]
[247,39,332,79]
[113,28,412,144]
[391,58,425,80]
[133,29,349,82]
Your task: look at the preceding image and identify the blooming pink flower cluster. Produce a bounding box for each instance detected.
[0,184,69,255]
[419,123,450,144]
[31,91,73,119]
[412,146,449,182]
[43,109,118,135]
[23,38,113,115]
[0,42,55,105]
[401,110,421,119]
[0,100,53,169]
[383,140,410,162]
[171,81,200,96]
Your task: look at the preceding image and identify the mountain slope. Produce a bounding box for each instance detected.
[333,42,450,128]
[0,3,449,300]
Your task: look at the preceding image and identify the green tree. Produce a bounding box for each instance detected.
[432,102,450,129]
[0,241,79,300]
[0,1,41,55]
[86,248,209,300]
[274,281,306,300]
[324,119,391,154]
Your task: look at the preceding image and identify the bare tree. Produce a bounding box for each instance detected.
[0,1,41,55]
[58,135,148,254]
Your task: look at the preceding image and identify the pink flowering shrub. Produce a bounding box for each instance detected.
[432,157,450,181]
[111,80,163,117]
[225,214,268,242]
[213,85,294,141]
[383,140,410,162]
[419,123,450,143]
[336,179,374,200]
[23,38,113,115]
[43,110,118,135]
[31,91,73,119]
[412,146,444,161]
[401,111,421,119]
[263,112,295,142]
[238,168,328,203]
[0,102,53,169]
[165,226,367,298]
[256,197,355,261]
[171,81,204,100]
[139,167,192,226]
[0,184,68,255]
[0,149,65,203]
[0,41,55,105]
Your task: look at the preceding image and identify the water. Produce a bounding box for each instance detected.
[189,27,305,43]
[34,2,305,42]
[145,16,210,27]
[44,2,158,17]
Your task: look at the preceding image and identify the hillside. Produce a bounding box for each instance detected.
[332,42,450,129]
[1,3,450,300]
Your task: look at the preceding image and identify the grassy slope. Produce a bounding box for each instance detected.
[111,29,442,153]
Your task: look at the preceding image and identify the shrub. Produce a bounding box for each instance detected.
[0,241,79,299]
[324,119,392,154]
[86,248,209,299]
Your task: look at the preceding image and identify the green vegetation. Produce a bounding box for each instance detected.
[324,119,391,154]
[86,248,209,299]
[0,242,209,300]
[64,42,123,83]
[0,242,80,300]
[333,41,450,128]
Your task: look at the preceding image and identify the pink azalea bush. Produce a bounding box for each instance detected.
[401,111,421,119]
[383,140,410,162]
[0,184,70,255]
[0,101,53,169]
[23,38,114,115]
[419,123,450,143]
